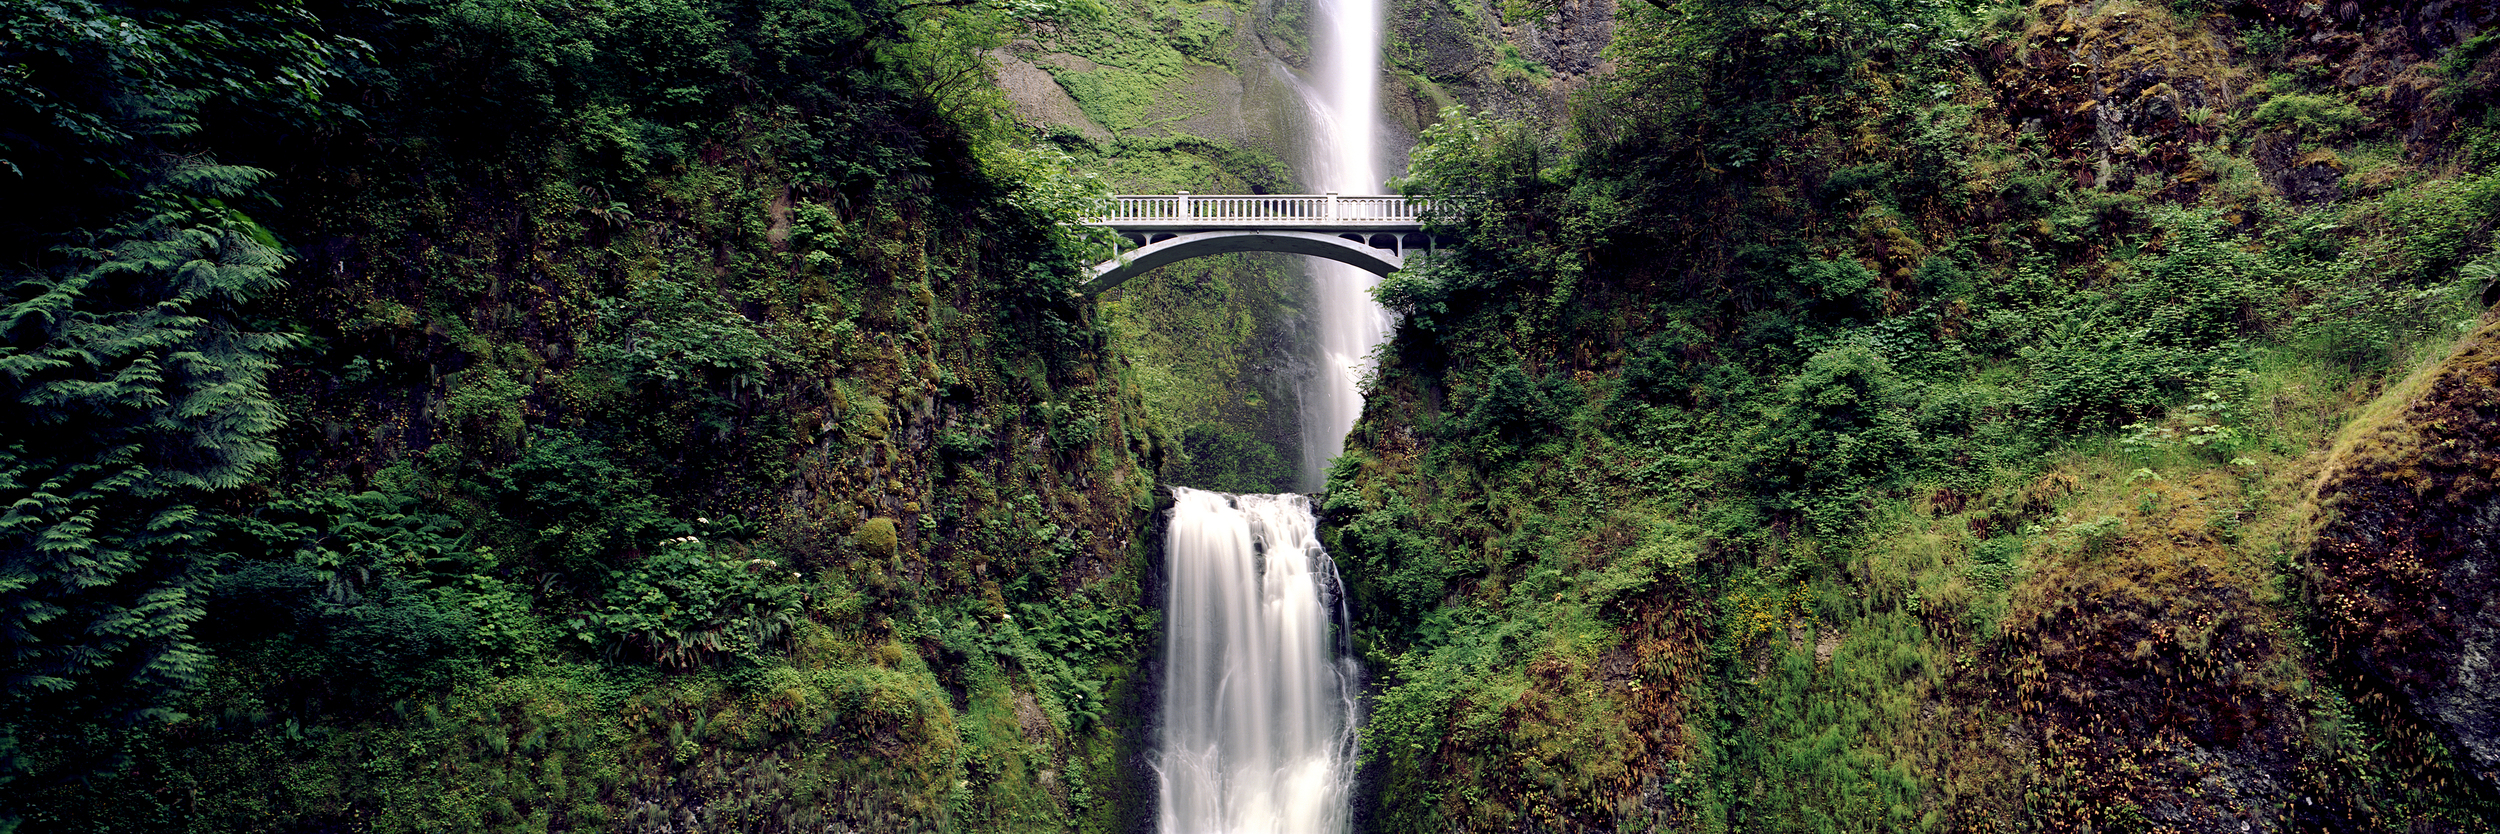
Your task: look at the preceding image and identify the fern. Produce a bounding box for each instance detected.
[0,160,295,741]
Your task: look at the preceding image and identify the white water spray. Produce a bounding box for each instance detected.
[1292,0,1394,490]
[1157,488,1359,834]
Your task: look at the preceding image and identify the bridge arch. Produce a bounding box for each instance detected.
[1087,230,1404,294]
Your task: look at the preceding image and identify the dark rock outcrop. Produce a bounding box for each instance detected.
[2310,313,2500,792]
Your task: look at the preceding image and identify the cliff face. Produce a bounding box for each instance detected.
[1381,0,1615,133]
[2312,313,2500,792]
[8,2,1172,830]
[991,0,1320,495]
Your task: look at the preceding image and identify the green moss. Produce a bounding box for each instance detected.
[1034,0,1242,134]
[858,516,900,558]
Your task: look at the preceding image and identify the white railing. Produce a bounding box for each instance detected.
[1084,193,1432,226]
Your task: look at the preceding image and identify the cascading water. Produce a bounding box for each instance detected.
[1154,1,1383,830]
[1157,488,1360,834]
[1291,0,1393,491]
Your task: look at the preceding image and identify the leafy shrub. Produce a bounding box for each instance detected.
[2251,93,2367,139]
[1745,343,1917,531]
[1790,257,1885,322]
[1374,257,1454,333]
[1007,600,1153,731]
[1964,536,2022,590]
[2125,208,2271,350]
[490,433,686,586]
[590,271,792,395]
[569,540,802,668]
[2386,172,2500,282]
[211,564,474,699]
[443,364,531,457]
[1333,489,1461,629]
[937,424,994,461]
[204,490,488,700]
[1616,319,1713,407]
[1036,398,1101,451]
[1583,521,1700,620]
[2019,335,2200,430]
[1453,364,1568,463]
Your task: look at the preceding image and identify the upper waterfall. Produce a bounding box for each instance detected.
[1293,0,1394,491]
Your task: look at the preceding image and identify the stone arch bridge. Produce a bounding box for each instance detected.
[1079,193,1439,294]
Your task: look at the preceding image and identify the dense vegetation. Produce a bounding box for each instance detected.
[3,0,1172,830]
[1329,0,2500,830]
[9,0,2500,831]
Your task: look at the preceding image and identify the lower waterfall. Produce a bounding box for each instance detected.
[1157,487,1360,834]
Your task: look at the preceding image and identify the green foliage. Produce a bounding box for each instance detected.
[211,563,475,697]
[1361,641,1463,770]
[2384,171,2500,282]
[1169,423,1293,493]
[1037,397,1104,451]
[593,271,793,393]
[1789,257,1885,322]
[1328,0,2500,828]
[1452,364,1569,463]
[0,162,299,738]
[2251,92,2368,140]
[1006,599,1152,731]
[199,489,554,697]
[489,433,686,587]
[402,0,733,182]
[0,12,369,821]
[1703,614,1936,833]
[1031,0,1226,133]
[1614,319,1713,407]
[569,539,803,667]
[1328,481,1460,629]
[0,0,367,188]
[5,0,1160,829]
[1373,256,1456,331]
[1744,343,1916,531]
[443,364,532,457]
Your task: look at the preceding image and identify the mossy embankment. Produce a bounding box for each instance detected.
[2307,311,2500,793]
[1324,0,2500,830]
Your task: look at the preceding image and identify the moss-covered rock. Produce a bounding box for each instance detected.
[2310,312,2500,792]
[858,516,902,559]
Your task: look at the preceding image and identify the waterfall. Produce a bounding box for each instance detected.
[1157,487,1360,834]
[1152,2,1383,828]
[1292,0,1393,491]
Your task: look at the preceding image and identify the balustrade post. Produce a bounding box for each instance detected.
[1325,192,1337,224]
[1176,190,1190,222]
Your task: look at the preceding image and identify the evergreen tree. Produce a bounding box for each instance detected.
[0,0,360,805]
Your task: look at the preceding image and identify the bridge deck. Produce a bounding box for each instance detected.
[1081,194,1429,232]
